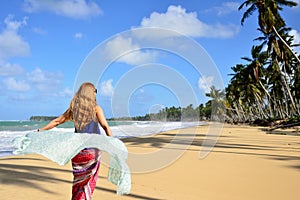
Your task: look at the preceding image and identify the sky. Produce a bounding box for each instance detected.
[0,0,299,120]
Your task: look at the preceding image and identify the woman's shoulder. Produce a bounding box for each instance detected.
[95,105,103,112]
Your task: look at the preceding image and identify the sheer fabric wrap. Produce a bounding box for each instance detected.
[13,131,131,195]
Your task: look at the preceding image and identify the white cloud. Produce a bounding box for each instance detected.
[205,2,240,16]
[290,29,300,54]
[0,15,30,93]
[140,5,239,38]
[23,0,102,19]
[0,15,32,94]
[102,5,239,67]
[3,77,30,91]
[27,67,63,92]
[291,30,300,43]
[198,76,214,93]
[0,66,71,98]
[4,14,28,31]
[74,32,83,39]
[0,15,30,60]
[131,87,153,103]
[0,62,24,76]
[58,87,73,97]
[9,94,30,101]
[100,79,114,97]
[104,35,157,65]
[0,12,71,99]
[218,2,240,15]
[120,51,158,65]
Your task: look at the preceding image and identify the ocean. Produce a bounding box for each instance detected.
[0,120,202,157]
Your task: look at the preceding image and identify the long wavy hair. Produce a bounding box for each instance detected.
[64,82,97,130]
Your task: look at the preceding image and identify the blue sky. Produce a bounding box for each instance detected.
[0,0,299,120]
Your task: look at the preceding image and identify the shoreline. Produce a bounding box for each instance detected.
[1,123,300,199]
[0,121,202,157]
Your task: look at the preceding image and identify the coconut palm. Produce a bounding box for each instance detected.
[238,0,300,118]
[239,0,299,63]
[205,86,226,121]
[226,59,267,121]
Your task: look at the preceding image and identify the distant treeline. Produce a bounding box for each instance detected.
[30,116,57,121]
[109,104,212,121]
[30,103,213,122]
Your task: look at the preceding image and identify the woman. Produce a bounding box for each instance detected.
[38,82,112,200]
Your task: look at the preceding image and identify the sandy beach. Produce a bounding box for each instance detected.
[0,123,299,200]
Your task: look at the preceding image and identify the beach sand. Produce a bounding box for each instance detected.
[1,123,299,200]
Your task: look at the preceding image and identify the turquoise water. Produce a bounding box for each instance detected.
[0,120,133,131]
[0,120,202,157]
[0,121,71,131]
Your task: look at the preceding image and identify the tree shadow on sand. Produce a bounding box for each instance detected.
[122,131,300,171]
[0,157,164,199]
[0,160,71,194]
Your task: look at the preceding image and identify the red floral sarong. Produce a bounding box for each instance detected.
[71,148,102,200]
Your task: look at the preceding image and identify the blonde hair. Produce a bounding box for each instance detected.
[64,82,97,130]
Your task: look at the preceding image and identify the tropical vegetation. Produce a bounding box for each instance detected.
[30,116,57,121]
[113,87,224,122]
[220,0,300,126]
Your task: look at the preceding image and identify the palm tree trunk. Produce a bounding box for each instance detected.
[272,26,300,64]
[271,27,298,115]
[273,93,284,119]
[282,63,299,115]
[237,101,246,121]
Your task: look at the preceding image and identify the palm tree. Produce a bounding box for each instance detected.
[238,0,300,117]
[226,64,249,122]
[241,45,275,118]
[197,104,205,120]
[241,45,268,92]
[205,86,226,121]
[226,60,267,121]
[239,0,299,63]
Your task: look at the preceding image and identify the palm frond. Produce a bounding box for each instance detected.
[240,4,257,25]
[276,0,298,8]
[254,36,268,41]
[238,1,250,10]
[241,57,252,62]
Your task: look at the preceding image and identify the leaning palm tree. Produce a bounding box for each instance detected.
[226,55,269,122]
[241,45,269,95]
[239,0,300,117]
[226,64,250,122]
[239,0,299,63]
[241,45,275,118]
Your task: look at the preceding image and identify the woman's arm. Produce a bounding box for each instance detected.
[96,105,113,136]
[38,114,67,131]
